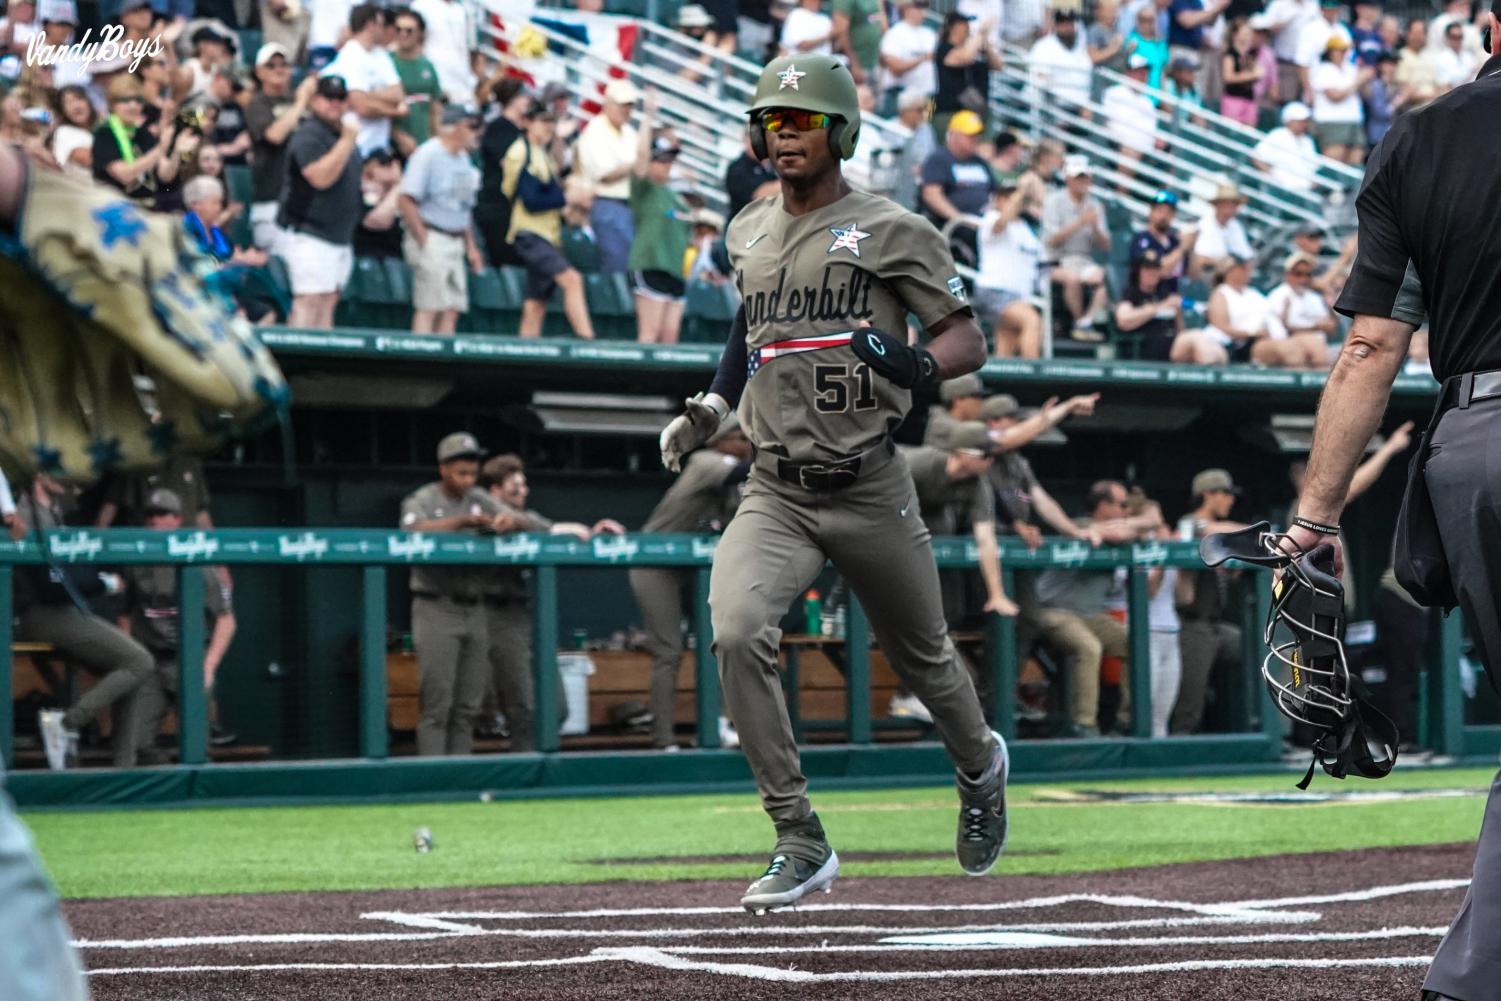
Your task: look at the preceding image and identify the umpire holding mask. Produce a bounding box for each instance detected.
[1286,14,1501,1000]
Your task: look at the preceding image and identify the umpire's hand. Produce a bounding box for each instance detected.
[660,392,729,472]
[849,325,940,390]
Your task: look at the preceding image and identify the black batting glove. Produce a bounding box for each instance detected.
[849,326,941,391]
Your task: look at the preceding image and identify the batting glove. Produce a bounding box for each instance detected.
[849,327,940,391]
[660,392,729,472]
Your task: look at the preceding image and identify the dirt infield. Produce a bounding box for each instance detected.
[67,843,1475,1001]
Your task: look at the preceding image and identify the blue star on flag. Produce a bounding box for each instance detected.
[147,421,180,456]
[777,64,806,90]
[32,444,62,474]
[93,203,148,249]
[827,223,870,257]
[87,438,124,473]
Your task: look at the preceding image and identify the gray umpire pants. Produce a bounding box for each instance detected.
[0,767,88,1001]
[485,600,536,752]
[18,604,154,767]
[412,596,488,757]
[629,567,689,747]
[709,449,996,826]
[1423,397,1501,1001]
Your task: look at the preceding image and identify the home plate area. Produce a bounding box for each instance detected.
[69,844,1473,1001]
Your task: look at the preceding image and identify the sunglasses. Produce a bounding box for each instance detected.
[113,94,144,104]
[1290,268,1314,277]
[761,109,831,133]
[396,25,419,33]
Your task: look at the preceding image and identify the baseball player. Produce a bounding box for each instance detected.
[659,55,1009,913]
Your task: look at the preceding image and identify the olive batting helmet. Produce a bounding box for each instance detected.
[747,55,862,162]
[1201,521,1399,789]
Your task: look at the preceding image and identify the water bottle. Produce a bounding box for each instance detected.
[413,827,433,853]
[804,590,822,635]
[834,605,847,640]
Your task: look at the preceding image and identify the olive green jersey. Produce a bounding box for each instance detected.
[726,189,971,462]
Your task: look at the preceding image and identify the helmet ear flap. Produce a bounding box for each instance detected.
[826,117,859,160]
[748,118,769,161]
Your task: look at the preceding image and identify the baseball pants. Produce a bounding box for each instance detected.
[1421,397,1501,1000]
[0,768,87,1001]
[19,603,154,767]
[1172,619,1240,734]
[412,596,489,757]
[709,450,996,825]
[114,657,178,767]
[629,567,690,747]
[1030,607,1128,731]
[485,600,536,752]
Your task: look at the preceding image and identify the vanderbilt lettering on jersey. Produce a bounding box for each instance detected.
[728,191,970,463]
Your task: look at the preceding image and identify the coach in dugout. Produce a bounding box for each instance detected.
[1286,15,1501,999]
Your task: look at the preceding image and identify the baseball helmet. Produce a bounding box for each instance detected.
[1201,522,1399,789]
[746,55,862,162]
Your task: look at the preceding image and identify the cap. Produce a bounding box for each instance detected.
[539,81,570,103]
[1324,33,1350,49]
[1209,181,1246,203]
[1052,6,1079,20]
[1168,54,1199,72]
[1281,101,1312,122]
[255,42,291,66]
[316,74,350,100]
[948,109,984,136]
[437,431,484,463]
[145,488,183,515]
[1248,11,1272,28]
[676,3,713,28]
[1151,189,1179,206]
[946,421,993,453]
[39,0,76,23]
[994,169,1022,190]
[1191,468,1241,497]
[650,134,680,160]
[192,25,236,51]
[441,102,482,126]
[993,131,1021,153]
[1126,52,1151,70]
[897,87,930,112]
[525,100,558,121]
[980,393,1021,420]
[692,207,725,230]
[603,78,641,105]
[118,0,152,12]
[1063,153,1091,178]
[1284,250,1318,271]
[939,373,985,403]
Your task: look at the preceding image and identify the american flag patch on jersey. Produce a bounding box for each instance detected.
[747,331,855,379]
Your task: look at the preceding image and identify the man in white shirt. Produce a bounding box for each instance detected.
[1262,250,1335,368]
[1294,0,1352,99]
[1102,53,1159,161]
[780,0,833,56]
[879,0,938,96]
[1261,0,1316,100]
[1432,19,1481,91]
[412,0,477,105]
[976,174,1045,357]
[1251,101,1321,194]
[1427,0,1485,59]
[1028,9,1093,110]
[574,78,640,275]
[308,0,356,66]
[322,3,405,157]
[1190,181,1253,277]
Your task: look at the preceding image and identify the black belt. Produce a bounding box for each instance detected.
[1438,369,1501,410]
[483,595,527,607]
[426,225,467,237]
[414,593,479,606]
[754,437,895,493]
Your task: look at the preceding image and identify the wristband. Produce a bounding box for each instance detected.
[1291,515,1339,536]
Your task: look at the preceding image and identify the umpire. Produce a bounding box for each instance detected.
[1289,20,1501,1001]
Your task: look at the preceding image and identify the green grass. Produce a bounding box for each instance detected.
[23,767,1494,900]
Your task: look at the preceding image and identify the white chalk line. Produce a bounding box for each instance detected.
[88,956,607,977]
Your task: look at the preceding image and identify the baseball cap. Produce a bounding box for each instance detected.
[192,25,236,51]
[939,373,985,403]
[441,103,482,127]
[676,3,713,28]
[949,110,984,136]
[650,135,680,161]
[1191,468,1241,497]
[603,78,641,105]
[1284,250,1319,271]
[980,393,1021,420]
[145,488,183,515]
[692,207,725,230]
[1063,154,1092,178]
[1324,33,1350,50]
[316,74,350,100]
[1210,181,1246,203]
[1281,101,1312,123]
[946,421,993,454]
[1168,54,1198,72]
[437,431,485,463]
[1151,189,1179,206]
[539,81,570,104]
[255,42,291,67]
[897,87,930,112]
[1052,7,1079,20]
[1126,52,1151,70]
[117,0,152,13]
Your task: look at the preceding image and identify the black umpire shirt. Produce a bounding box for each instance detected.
[1335,54,1501,382]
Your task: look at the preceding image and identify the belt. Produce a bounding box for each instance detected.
[426,225,467,237]
[483,595,528,607]
[753,437,895,493]
[1438,369,1501,410]
[413,593,479,606]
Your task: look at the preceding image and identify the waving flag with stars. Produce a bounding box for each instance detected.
[0,166,286,483]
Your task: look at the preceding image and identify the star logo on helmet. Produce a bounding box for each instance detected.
[777,64,807,90]
[827,223,870,257]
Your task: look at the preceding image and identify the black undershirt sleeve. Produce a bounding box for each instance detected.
[708,305,749,407]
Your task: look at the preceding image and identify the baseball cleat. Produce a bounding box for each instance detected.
[741,812,839,913]
[955,729,1010,876]
[37,710,76,772]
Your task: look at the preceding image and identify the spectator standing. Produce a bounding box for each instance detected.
[630,101,691,344]
[1309,35,1369,163]
[308,0,356,69]
[1251,100,1320,193]
[998,0,1045,46]
[1167,0,1229,71]
[1116,249,1225,363]
[412,0,478,106]
[1363,51,1408,149]
[1088,0,1128,71]
[35,0,87,91]
[1171,468,1244,735]
[1124,2,1171,88]
[260,0,311,67]
[879,0,938,101]
[780,0,833,56]
[1432,19,1481,93]
[1190,181,1252,276]
[1349,0,1384,66]
[575,78,641,275]
[1220,18,1264,124]
[1295,0,1352,100]
[1131,189,1192,293]
[389,8,443,159]
[976,173,1045,358]
[919,110,994,265]
[246,44,315,252]
[1262,0,1316,101]
[1102,53,1162,172]
[278,74,364,330]
[935,10,1003,135]
[1263,250,1336,368]
[1029,9,1093,112]
[1204,254,1271,362]
[1144,520,1182,738]
[399,104,484,336]
[401,433,516,757]
[353,150,405,259]
[91,75,181,204]
[890,89,937,211]
[177,25,237,101]
[980,394,1102,550]
[49,84,95,182]
[832,0,885,87]
[501,103,596,339]
[322,3,405,158]
[1042,155,1111,340]
[1020,137,1064,217]
[1395,19,1440,108]
[474,77,531,267]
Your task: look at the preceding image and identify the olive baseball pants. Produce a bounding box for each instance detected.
[485,600,536,752]
[412,596,488,757]
[1029,607,1129,731]
[709,451,996,825]
[628,567,690,748]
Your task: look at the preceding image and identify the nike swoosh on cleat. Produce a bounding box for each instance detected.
[899,499,912,517]
[745,234,766,249]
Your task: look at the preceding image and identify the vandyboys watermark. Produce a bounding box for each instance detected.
[25,25,164,75]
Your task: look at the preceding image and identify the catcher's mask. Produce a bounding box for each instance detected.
[1201,522,1399,789]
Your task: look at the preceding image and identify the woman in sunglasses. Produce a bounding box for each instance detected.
[1262,249,1337,369]
[90,74,191,204]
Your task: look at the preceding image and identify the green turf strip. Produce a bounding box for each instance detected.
[23,766,1494,900]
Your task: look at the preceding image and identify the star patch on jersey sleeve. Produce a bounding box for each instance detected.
[827,223,870,257]
[777,64,806,90]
